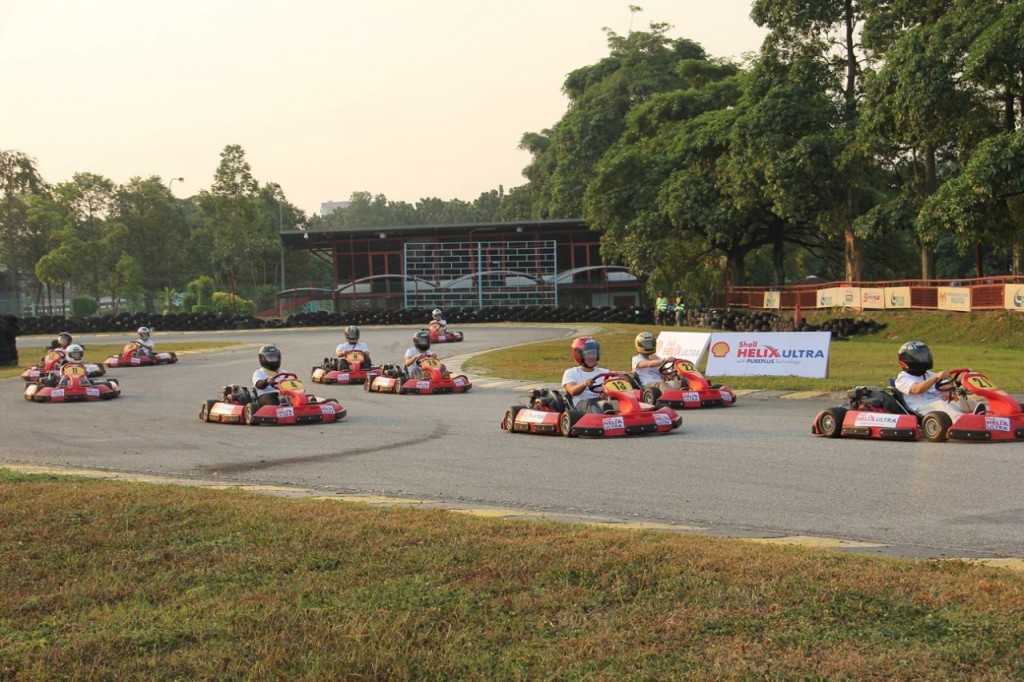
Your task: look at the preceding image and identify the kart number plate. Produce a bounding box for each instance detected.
[653,412,672,426]
[720,391,733,401]
[321,404,335,415]
[602,416,625,430]
[51,389,65,398]
[277,407,295,418]
[338,373,350,381]
[86,388,100,397]
[985,416,1011,432]
[454,377,465,387]
[854,413,900,427]
[416,381,431,390]
[682,392,700,403]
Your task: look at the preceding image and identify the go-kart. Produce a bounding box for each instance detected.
[501,373,682,438]
[363,358,472,395]
[199,372,345,425]
[635,359,736,409]
[21,348,106,382]
[105,341,178,367]
[428,324,463,343]
[813,368,1024,443]
[24,362,121,403]
[310,351,380,385]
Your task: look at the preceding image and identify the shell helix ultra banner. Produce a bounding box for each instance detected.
[704,332,832,378]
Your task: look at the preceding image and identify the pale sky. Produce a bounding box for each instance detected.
[0,1,766,217]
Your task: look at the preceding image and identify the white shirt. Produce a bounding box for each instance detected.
[631,353,663,387]
[894,370,946,413]
[252,368,281,397]
[561,365,609,402]
[404,347,438,367]
[136,338,155,351]
[335,341,370,355]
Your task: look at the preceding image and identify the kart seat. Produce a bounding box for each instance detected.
[529,388,567,412]
[381,363,406,380]
[886,380,921,416]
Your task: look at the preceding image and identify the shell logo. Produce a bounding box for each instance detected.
[711,341,731,358]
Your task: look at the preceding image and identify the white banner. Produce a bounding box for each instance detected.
[884,286,912,309]
[705,332,831,378]
[763,291,781,309]
[656,331,711,364]
[937,286,971,312]
[816,287,839,308]
[860,287,885,310]
[839,287,860,309]
[1004,284,1024,311]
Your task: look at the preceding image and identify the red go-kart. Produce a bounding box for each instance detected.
[21,348,106,382]
[428,322,463,343]
[813,368,1024,443]
[364,358,472,395]
[638,359,736,409]
[199,372,345,425]
[310,351,380,385]
[105,341,178,368]
[24,362,121,403]
[501,373,682,438]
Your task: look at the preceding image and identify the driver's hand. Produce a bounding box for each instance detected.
[937,370,950,381]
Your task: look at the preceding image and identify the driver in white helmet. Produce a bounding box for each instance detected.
[334,325,371,370]
[428,308,447,336]
[404,330,449,379]
[52,343,89,386]
[631,331,675,389]
[562,336,611,413]
[135,326,155,359]
[253,345,285,406]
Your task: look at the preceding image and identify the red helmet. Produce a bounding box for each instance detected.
[571,337,600,365]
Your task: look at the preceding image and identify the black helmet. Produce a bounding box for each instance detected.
[57,332,73,348]
[413,330,431,351]
[898,341,932,375]
[258,344,281,372]
[344,325,360,343]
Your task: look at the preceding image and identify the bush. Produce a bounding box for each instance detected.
[191,304,213,314]
[212,292,255,317]
[70,296,98,317]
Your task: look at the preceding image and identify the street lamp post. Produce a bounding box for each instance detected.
[168,177,184,194]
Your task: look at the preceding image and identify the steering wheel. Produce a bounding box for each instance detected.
[937,368,970,400]
[586,372,616,395]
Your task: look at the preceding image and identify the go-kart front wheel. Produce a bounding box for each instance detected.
[922,411,952,442]
[642,387,662,406]
[200,400,216,422]
[243,402,258,426]
[502,406,522,432]
[816,407,846,438]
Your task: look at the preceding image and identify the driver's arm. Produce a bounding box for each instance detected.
[635,356,665,369]
[254,373,276,390]
[907,370,949,394]
[564,377,595,397]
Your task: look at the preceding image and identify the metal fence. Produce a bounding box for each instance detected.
[403,240,558,308]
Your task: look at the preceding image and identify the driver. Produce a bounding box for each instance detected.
[428,308,447,335]
[404,330,449,379]
[135,326,155,359]
[334,325,371,369]
[49,331,73,351]
[894,340,984,417]
[562,336,612,414]
[631,331,675,389]
[50,343,88,387]
[253,344,285,406]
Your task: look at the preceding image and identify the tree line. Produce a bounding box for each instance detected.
[3,1,1022,314]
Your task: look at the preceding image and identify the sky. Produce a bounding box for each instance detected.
[0,1,767,217]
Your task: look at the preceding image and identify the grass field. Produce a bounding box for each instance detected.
[3,312,1024,679]
[463,310,1024,393]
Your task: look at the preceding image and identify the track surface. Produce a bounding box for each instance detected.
[5,325,1024,561]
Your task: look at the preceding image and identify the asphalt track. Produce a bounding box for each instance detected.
[5,324,1024,568]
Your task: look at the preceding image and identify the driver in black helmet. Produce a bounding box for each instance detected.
[894,340,983,417]
[404,329,449,380]
[253,345,285,406]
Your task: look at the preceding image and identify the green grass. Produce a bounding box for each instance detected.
[3,470,1024,680]
[464,311,1024,392]
[0,341,243,380]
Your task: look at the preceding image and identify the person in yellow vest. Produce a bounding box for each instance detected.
[655,291,669,325]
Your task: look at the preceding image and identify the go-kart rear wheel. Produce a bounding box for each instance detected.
[559,410,578,437]
[642,387,662,406]
[922,411,953,442]
[816,407,846,438]
[243,402,258,426]
[503,406,522,431]
[200,400,216,422]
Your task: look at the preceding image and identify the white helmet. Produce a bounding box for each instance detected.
[432,308,443,321]
[137,326,151,340]
[66,344,85,362]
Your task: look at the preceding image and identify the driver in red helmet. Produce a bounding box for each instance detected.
[562,336,612,413]
[894,340,983,417]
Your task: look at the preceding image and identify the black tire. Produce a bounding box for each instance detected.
[503,406,522,431]
[363,379,372,392]
[643,387,662,405]
[243,402,258,426]
[922,411,953,443]
[200,400,216,422]
[816,407,846,438]
[559,410,578,437]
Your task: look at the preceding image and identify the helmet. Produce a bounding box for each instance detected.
[432,308,443,321]
[66,344,85,362]
[137,326,151,340]
[571,336,600,365]
[898,341,933,374]
[57,332,73,348]
[344,325,360,343]
[258,344,281,372]
[634,332,656,354]
[413,330,431,351]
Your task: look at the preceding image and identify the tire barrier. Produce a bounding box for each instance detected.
[0,315,19,367]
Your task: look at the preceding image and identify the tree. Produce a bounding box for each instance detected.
[0,150,49,308]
